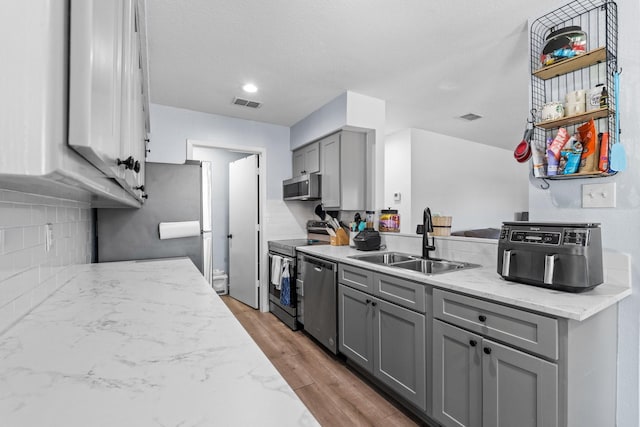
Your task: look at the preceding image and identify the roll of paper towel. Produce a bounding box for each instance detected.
[158,221,201,240]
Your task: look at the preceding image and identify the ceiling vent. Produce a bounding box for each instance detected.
[232,97,262,109]
[459,113,482,121]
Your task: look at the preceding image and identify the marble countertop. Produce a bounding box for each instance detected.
[297,245,631,321]
[0,258,318,426]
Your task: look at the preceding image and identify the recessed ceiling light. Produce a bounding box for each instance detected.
[242,83,258,93]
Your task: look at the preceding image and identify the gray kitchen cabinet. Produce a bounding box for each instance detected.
[433,319,557,427]
[338,280,427,412]
[319,130,366,210]
[482,338,558,427]
[432,320,482,427]
[433,289,617,427]
[338,264,373,293]
[338,284,374,372]
[0,0,141,207]
[374,296,426,411]
[292,141,320,176]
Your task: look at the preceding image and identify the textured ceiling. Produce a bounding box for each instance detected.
[146,0,564,150]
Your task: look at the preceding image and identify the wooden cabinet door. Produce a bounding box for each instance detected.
[373,297,427,411]
[482,339,558,427]
[319,133,341,208]
[338,285,373,372]
[432,320,482,427]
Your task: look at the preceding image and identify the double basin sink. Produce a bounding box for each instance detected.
[348,252,479,275]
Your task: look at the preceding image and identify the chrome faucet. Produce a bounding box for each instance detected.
[422,207,436,259]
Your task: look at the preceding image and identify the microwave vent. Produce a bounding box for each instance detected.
[232,97,262,109]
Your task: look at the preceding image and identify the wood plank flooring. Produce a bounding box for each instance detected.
[221,296,425,426]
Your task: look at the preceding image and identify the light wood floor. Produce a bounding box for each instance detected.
[221,295,425,426]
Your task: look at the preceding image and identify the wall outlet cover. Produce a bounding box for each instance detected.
[582,183,616,208]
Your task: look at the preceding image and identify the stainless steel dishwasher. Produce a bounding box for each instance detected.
[301,254,338,354]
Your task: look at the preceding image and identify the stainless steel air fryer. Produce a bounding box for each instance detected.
[497,222,603,292]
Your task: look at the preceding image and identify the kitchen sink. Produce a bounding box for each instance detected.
[349,252,417,265]
[392,259,477,275]
[349,252,479,275]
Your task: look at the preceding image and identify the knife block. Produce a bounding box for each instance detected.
[330,228,349,246]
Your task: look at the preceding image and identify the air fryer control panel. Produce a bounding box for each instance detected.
[500,226,590,247]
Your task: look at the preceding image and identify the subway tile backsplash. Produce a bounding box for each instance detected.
[0,189,92,333]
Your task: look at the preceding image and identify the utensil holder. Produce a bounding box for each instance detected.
[331,228,350,246]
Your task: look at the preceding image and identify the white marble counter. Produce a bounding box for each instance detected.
[298,245,631,321]
[0,258,318,426]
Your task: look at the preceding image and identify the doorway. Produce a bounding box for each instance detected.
[187,140,263,310]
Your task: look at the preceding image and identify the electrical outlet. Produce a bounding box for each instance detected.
[582,183,616,208]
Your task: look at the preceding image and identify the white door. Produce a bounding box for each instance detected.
[228,155,259,308]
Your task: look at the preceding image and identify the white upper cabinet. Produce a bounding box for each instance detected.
[0,0,148,207]
[68,0,125,176]
[68,0,149,200]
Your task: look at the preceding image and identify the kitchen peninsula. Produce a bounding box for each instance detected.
[0,258,317,426]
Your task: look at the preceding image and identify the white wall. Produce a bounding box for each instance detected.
[528,1,640,424]
[290,92,348,150]
[385,128,529,233]
[148,104,291,200]
[384,129,412,229]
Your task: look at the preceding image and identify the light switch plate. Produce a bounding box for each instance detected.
[393,192,401,202]
[582,183,616,208]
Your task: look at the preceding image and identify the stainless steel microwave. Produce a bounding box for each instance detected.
[283,173,321,201]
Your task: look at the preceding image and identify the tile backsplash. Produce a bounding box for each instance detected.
[0,189,92,333]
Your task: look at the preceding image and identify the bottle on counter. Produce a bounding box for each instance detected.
[365,211,375,230]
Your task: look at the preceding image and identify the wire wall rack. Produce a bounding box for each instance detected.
[529,0,618,180]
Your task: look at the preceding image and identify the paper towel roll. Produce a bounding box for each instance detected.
[158,221,201,240]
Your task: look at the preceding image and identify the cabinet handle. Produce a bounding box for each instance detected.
[478,315,487,322]
[365,299,371,304]
[469,340,477,347]
[117,156,136,170]
[133,160,141,173]
[135,185,145,192]
[141,193,148,200]
[483,347,492,355]
[371,301,377,307]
